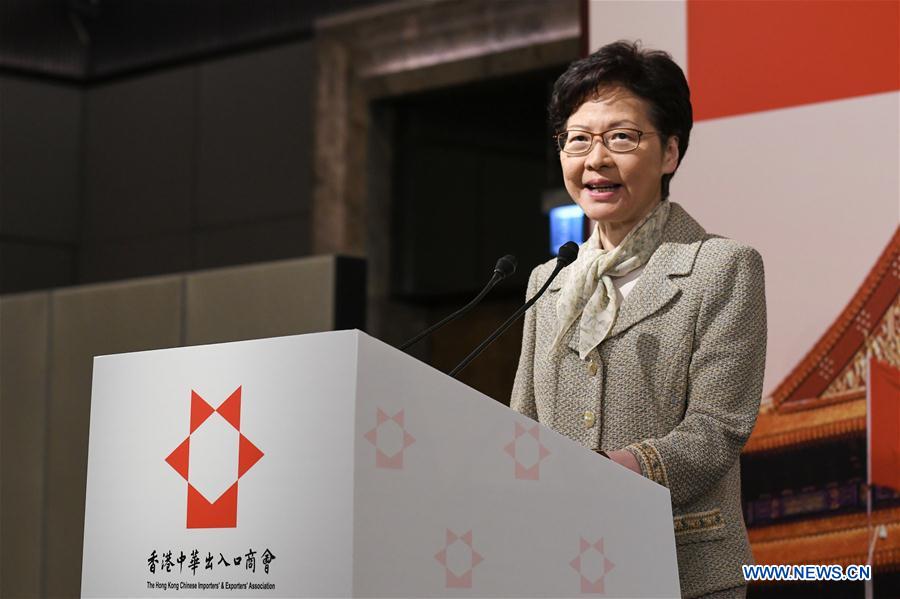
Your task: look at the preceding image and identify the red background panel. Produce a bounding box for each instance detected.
[688,0,900,121]
[870,359,900,491]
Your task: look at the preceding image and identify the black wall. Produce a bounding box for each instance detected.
[388,66,567,301]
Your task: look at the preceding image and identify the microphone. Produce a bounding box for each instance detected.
[449,241,579,377]
[398,254,517,351]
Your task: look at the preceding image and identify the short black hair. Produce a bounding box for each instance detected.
[549,40,693,200]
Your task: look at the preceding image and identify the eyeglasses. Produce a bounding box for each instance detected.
[555,128,658,155]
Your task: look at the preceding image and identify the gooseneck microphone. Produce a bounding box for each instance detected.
[399,254,518,351]
[449,241,579,377]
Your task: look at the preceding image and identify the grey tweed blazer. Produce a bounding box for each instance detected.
[511,202,766,599]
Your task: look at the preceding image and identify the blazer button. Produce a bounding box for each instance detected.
[588,360,598,376]
[583,410,596,428]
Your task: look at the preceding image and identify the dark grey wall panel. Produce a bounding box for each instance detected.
[0,75,81,242]
[78,232,192,283]
[45,277,182,597]
[2,39,317,293]
[83,67,195,241]
[193,216,309,270]
[0,292,49,599]
[195,41,313,226]
[0,240,76,292]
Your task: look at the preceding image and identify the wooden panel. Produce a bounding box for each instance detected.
[0,293,50,598]
[45,278,182,597]
[185,256,335,345]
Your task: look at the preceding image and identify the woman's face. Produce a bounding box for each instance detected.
[560,86,679,230]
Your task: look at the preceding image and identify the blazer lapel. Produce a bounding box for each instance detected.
[606,202,706,341]
[544,263,582,352]
[544,202,706,351]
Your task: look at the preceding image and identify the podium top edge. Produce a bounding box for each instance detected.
[92,329,368,361]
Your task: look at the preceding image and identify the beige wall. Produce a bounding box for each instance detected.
[1,293,50,598]
[0,254,359,598]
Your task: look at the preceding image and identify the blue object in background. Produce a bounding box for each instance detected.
[549,204,586,255]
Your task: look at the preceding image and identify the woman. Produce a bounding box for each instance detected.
[511,41,766,599]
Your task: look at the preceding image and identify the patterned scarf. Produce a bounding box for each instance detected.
[550,200,671,359]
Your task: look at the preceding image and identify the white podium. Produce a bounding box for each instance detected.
[82,330,679,597]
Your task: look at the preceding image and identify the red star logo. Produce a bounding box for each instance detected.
[504,421,550,480]
[164,386,264,528]
[364,408,415,469]
[570,536,616,594]
[434,529,483,588]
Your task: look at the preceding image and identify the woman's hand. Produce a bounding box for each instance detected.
[607,449,641,475]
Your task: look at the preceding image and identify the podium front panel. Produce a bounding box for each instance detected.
[82,331,359,597]
[82,330,679,598]
[352,333,678,597]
